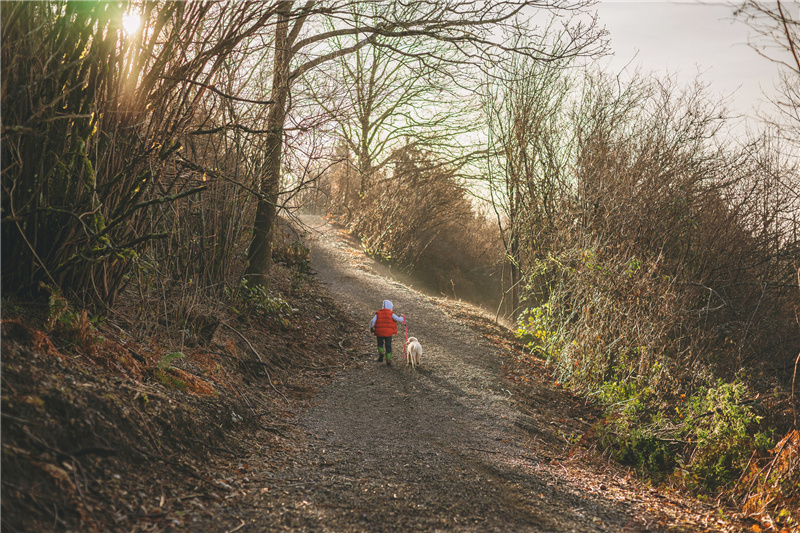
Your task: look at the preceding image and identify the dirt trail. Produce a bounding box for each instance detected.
[207,215,726,532]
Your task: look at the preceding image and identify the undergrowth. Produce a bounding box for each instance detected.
[515,247,799,529]
[229,279,294,330]
[0,219,360,532]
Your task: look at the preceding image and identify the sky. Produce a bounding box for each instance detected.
[593,1,795,127]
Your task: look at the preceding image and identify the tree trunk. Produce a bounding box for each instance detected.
[356,119,372,209]
[509,233,521,316]
[507,171,522,317]
[245,6,292,286]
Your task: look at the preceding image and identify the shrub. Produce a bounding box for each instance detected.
[676,380,771,492]
[592,376,772,493]
[346,144,505,308]
[229,279,293,329]
[738,429,800,529]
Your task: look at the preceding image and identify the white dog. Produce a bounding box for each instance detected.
[405,337,423,369]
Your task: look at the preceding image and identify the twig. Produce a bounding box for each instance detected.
[1,413,31,425]
[793,350,800,429]
[748,435,792,502]
[226,519,246,533]
[216,361,266,420]
[69,446,118,457]
[734,450,758,492]
[70,458,95,521]
[219,321,289,404]
[168,77,275,106]
[468,447,502,454]
[132,405,163,455]
[129,511,166,519]
[794,267,800,429]
[220,321,264,363]
[291,363,340,371]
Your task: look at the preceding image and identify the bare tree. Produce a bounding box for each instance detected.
[734,0,800,144]
[496,60,800,385]
[243,0,606,287]
[735,0,800,74]
[482,28,583,314]
[1,1,278,303]
[303,7,480,218]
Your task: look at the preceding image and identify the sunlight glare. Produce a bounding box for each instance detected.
[122,14,141,36]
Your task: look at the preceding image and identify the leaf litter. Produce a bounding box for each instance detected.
[1,215,769,532]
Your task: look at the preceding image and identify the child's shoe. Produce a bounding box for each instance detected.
[386,352,392,366]
[377,347,385,362]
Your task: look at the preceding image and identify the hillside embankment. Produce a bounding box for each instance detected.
[1,216,750,532]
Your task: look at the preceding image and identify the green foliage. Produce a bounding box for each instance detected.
[362,237,393,262]
[43,284,104,352]
[595,379,674,475]
[519,247,775,494]
[676,379,772,491]
[159,352,186,370]
[155,369,188,393]
[1,296,23,318]
[515,303,566,361]
[600,416,674,475]
[240,279,289,315]
[599,379,656,419]
[625,257,642,277]
[680,380,760,449]
[230,279,293,328]
[46,286,76,331]
[595,377,772,493]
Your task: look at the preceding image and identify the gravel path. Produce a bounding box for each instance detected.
[212,215,723,533]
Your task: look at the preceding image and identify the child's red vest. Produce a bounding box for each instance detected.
[373,308,397,337]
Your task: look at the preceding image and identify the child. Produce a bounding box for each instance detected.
[369,300,406,365]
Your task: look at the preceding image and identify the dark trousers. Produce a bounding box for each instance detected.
[377,336,392,353]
